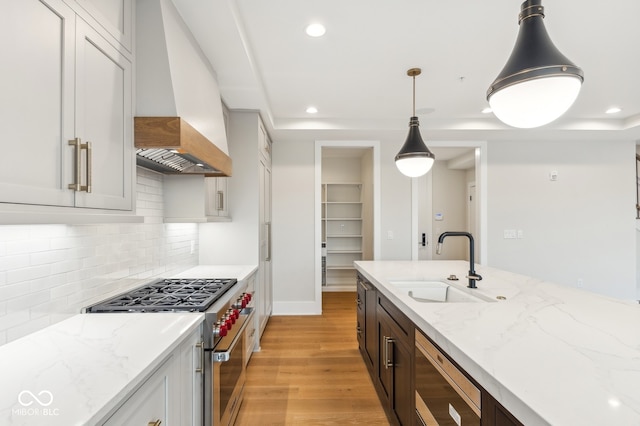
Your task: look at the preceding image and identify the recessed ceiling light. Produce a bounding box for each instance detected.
[306,106,318,114]
[482,107,493,114]
[305,23,326,37]
[606,107,622,114]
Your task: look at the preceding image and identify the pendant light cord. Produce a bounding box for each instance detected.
[412,75,416,116]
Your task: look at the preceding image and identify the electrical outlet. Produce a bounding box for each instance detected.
[577,278,583,288]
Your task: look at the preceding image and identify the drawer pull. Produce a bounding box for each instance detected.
[437,354,444,364]
[68,138,92,192]
[195,341,204,373]
[383,336,395,369]
[148,420,161,426]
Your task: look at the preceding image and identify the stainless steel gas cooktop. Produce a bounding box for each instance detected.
[85,278,237,312]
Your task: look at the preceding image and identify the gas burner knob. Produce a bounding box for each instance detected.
[232,308,240,320]
[213,323,228,338]
[224,315,233,329]
[243,293,252,304]
[226,309,237,324]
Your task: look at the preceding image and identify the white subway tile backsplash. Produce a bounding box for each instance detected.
[0,168,200,344]
[0,254,30,271]
[6,265,52,285]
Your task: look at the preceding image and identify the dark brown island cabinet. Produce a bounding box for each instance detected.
[356,273,524,426]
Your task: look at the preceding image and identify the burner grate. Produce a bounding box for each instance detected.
[86,278,237,312]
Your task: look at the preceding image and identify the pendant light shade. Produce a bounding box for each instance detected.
[487,0,584,128]
[395,68,435,177]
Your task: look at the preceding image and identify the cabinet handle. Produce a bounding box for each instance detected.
[195,341,204,373]
[67,138,91,193]
[265,222,272,261]
[217,190,224,211]
[85,141,92,193]
[383,336,395,369]
[148,421,161,426]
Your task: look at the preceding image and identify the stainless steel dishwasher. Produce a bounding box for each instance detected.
[415,330,481,425]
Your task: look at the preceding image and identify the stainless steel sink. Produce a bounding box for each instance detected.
[388,280,492,303]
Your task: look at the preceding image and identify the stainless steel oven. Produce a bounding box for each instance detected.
[212,306,254,426]
[415,330,481,426]
[84,277,254,426]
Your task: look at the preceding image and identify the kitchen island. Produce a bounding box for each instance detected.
[355,260,640,426]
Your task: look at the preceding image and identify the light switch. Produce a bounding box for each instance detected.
[503,229,517,239]
[387,230,394,240]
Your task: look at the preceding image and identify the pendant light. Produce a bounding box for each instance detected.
[395,68,435,177]
[487,0,584,128]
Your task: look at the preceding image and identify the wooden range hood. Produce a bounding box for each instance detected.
[135,117,232,177]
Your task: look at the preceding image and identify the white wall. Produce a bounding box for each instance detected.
[361,149,374,261]
[636,144,640,297]
[322,156,361,182]
[380,140,413,260]
[199,111,260,265]
[0,168,199,346]
[271,136,639,310]
[271,139,411,310]
[272,141,316,302]
[486,139,637,300]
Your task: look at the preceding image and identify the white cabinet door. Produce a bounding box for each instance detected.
[68,0,133,52]
[179,325,204,426]
[102,356,178,426]
[258,160,272,334]
[205,177,229,219]
[0,0,76,207]
[74,18,133,210]
[0,3,133,212]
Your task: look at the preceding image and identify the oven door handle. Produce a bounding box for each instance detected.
[212,308,255,363]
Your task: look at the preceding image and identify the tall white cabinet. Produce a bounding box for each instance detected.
[258,122,273,335]
[0,0,134,214]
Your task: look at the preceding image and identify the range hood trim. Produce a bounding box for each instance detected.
[134,117,232,177]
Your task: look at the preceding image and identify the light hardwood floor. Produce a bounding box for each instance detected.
[234,292,389,425]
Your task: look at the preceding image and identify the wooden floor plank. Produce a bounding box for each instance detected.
[234,292,389,425]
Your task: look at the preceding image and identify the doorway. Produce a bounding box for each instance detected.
[412,143,487,264]
[314,141,381,303]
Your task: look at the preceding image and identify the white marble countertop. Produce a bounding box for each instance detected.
[0,263,257,425]
[0,313,203,425]
[354,260,640,426]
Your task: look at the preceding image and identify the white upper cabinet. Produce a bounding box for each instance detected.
[73,18,133,210]
[0,0,76,207]
[67,0,133,53]
[0,0,134,216]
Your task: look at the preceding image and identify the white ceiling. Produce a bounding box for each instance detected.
[172,0,640,146]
